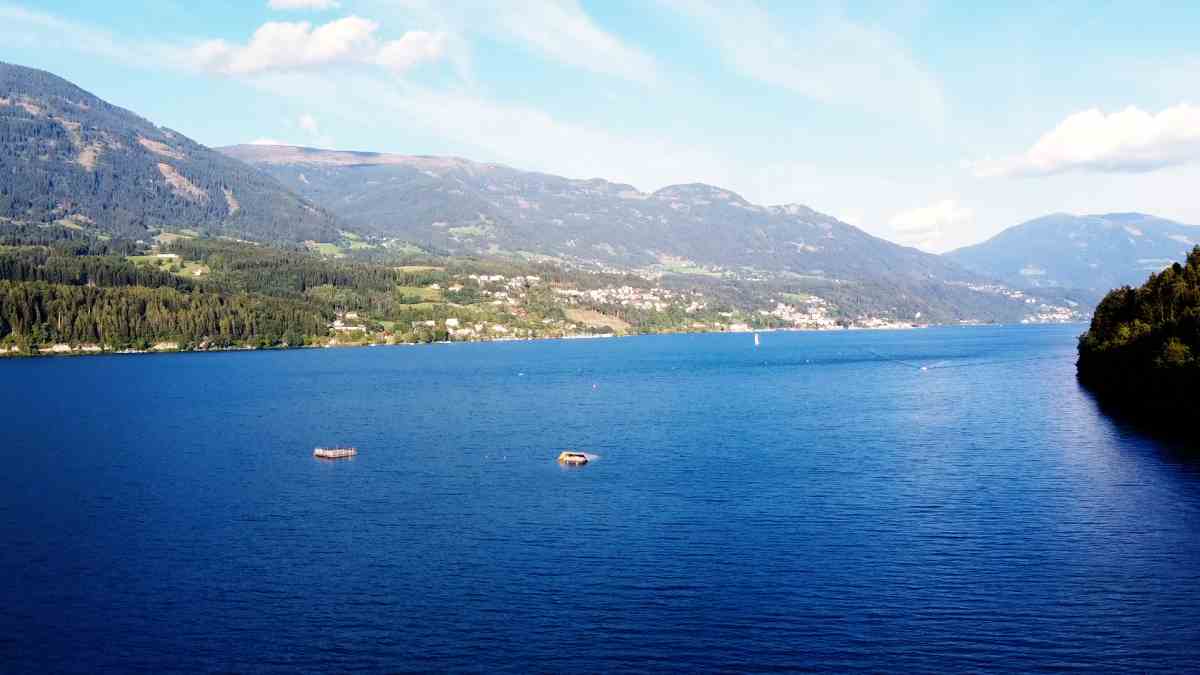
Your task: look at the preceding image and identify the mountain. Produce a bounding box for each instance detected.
[0,62,339,242]
[220,144,1093,323]
[946,213,1200,292]
[221,144,968,279]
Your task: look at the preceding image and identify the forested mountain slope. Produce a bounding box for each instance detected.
[0,63,339,242]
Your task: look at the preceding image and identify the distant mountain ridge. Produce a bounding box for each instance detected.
[221,143,1093,324]
[946,212,1200,292]
[0,62,339,242]
[222,144,984,285]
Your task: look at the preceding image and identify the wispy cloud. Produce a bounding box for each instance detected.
[379,0,658,85]
[0,4,165,65]
[972,104,1200,177]
[0,6,447,79]
[188,16,448,76]
[298,113,320,134]
[268,0,341,10]
[490,0,658,84]
[296,112,335,147]
[888,199,974,252]
[663,0,945,125]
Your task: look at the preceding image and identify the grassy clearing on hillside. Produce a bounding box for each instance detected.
[307,242,345,257]
[565,308,631,333]
[127,254,210,277]
[154,231,195,245]
[397,286,443,302]
[448,225,490,238]
[659,262,722,277]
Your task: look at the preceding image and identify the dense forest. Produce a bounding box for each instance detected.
[1077,246,1200,414]
[0,282,327,349]
[0,224,718,352]
[0,231,335,349]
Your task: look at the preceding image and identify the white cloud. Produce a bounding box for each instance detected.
[295,113,335,147]
[379,0,657,84]
[491,0,658,84]
[298,113,320,134]
[0,4,172,65]
[664,0,945,124]
[187,16,446,76]
[268,0,341,9]
[972,104,1200,177]
[375,31,448,72]
[888,200,974,252]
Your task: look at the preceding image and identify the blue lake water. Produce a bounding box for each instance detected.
[3,325,1200,672]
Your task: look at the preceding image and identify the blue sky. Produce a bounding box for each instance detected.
[4,0,1200,251]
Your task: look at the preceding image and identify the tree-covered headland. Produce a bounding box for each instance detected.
[1077,246,1200,414]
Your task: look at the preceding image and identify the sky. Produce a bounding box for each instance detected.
[3,0,1200,252]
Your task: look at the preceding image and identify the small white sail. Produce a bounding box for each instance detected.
[754,332,761,347]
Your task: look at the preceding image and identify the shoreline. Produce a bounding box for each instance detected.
[0,320,1087,360]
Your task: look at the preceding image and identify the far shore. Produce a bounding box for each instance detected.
[0,320,1088,360]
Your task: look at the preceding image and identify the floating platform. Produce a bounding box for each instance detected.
[314,447,357,459]
[557,451,589,466]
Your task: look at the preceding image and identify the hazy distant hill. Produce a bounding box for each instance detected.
[0,63,339,242]
[224,144,985,282]
[946,213,1200,292]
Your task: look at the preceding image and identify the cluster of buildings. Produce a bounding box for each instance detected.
[758,297,839,329]
[403,317,534,340]
[469,274,546,307]
[1021,304,1081,324]
[957,282,1047,305]
[331,311,366,333]
[949,281,1085,324]
[552,285,691,312]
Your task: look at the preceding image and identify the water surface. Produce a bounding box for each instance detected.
[3,325,1200,671]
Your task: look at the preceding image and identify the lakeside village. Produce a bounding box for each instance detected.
[951,281,1081,324]
[2,258,1085,356]
[328,275,848,343]
[320,271,1080,346]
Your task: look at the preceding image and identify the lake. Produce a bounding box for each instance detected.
[3,325,1200,672]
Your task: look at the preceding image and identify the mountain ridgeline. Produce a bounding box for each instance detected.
[947,212,1200,293]
[220,144,1085,324]
[0,62,338,242]
[221,144,976,278]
